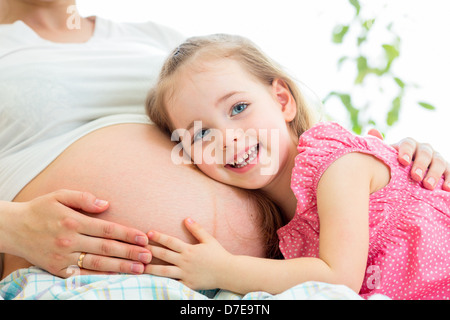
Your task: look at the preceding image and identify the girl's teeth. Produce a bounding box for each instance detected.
[231,146,258,168]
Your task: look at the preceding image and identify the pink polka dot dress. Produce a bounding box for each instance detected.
[277,122,450,299]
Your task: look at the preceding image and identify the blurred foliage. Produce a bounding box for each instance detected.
[323,0,435,135]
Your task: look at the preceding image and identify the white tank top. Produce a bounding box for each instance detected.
[0,17,184,200]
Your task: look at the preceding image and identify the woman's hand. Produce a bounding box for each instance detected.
[393,137,450,190]
[145,218,230,290]
[0,189,152,278]
[368,129,450,191]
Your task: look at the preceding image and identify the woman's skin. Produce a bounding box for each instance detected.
[1,0,449,280]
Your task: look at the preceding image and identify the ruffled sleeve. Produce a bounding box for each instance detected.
[278,121,395,259]
[291,121,382,209]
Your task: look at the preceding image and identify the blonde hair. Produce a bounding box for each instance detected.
[245,189,284,259]
[146,33,315,138]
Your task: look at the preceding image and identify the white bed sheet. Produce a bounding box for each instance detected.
[0,267,389,300]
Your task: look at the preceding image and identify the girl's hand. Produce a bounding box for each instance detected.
[368,129,450,191]
[1,190,152,278]
[145,218,231,290]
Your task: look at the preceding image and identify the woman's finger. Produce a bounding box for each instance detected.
[70,252,146,275]
[53,189,151,247]
[78,214,149,247]
[52,189,110,213]
[77,236,152,264]
[367,128,383,140]
[394,137,417,166]
[410,143,434,182]
[422,152,447,190]
[444,168,450,191]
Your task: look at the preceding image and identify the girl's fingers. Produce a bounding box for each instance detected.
[147,231,186,252]
[144,264,183,279]
[147,245,179,265]
[184,217,213,243]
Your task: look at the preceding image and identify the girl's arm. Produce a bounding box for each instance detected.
[146,152,377,294]
[146,219,340,294]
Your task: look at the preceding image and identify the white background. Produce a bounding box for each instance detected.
[78,0,450,159]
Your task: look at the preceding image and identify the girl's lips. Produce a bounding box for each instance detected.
[226,144,259,166]
[225,145,259,173]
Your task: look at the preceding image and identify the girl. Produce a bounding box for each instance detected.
[145,34,450,299]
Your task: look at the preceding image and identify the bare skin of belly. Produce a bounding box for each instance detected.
[3,123,265,277]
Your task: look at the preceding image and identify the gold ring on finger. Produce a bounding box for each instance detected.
[77,252,87,269]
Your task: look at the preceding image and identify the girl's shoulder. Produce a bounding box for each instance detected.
[297,121,390,157]
[292,121,396,194]
[298,121,362,149]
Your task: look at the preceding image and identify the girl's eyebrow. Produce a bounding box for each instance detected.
[186,121,195,132]
[216,91,244,106]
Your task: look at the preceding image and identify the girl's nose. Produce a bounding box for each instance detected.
[223,128,245,150]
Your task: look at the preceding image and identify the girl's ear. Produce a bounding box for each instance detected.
[272,78,297,122]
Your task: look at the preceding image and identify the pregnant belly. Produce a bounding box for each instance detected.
[6,123,265,275]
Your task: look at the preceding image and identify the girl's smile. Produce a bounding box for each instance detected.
[225,143,259,172]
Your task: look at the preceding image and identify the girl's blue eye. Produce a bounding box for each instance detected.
[231,103,248,116]
[193,128,211,142]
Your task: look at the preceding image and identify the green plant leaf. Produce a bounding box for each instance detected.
[357,36,367,46]
[352,124,363,135]
[370,67,384,76]
[355,56,369,84]
[337,56,349,69]
[382,44,400,61]
[383,44,399,65]
[349,0,361,16]
[380,44,400,73]
[325,92,361,133]
[332,25,350,44]
[362,19,375,31]
[325,0,435,137]
[386,96,402,126]
[394,77,405,89]
[418,102,436,110]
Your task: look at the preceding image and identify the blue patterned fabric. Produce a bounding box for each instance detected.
[0,267,389,300]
